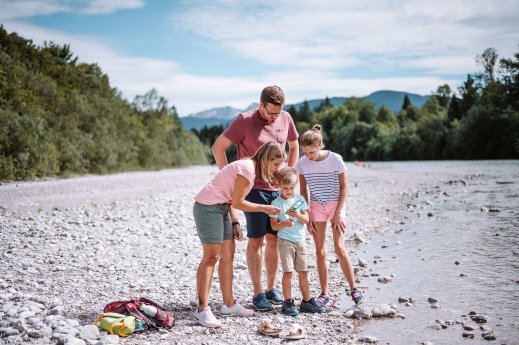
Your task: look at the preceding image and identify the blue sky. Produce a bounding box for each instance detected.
[1,0,518,116]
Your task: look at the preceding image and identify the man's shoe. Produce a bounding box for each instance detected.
[193,306,222,328]
[281,299,299,316]
[351,287,366,305]
[299,297,325,313]
[253,292,273,311]
[265,288,283,305]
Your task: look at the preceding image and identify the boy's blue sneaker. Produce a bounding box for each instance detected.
[265,288,283,305]
[316,291,330,306]
[281,299,299,316]
[253,292,273,311]
[299,297,325,313]
[351,287,366,305]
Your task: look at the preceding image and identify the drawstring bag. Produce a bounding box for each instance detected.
[93,312,137,337]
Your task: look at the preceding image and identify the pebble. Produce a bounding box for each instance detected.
[377,276,392,284]
[472,315,490,323]
[358,335,378,343]
[0,165,469,345]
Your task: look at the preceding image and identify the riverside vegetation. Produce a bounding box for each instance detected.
[1,24,518,181]
[193,46,519,163]
[0,26,208,181]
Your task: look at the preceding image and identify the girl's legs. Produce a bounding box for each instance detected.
[282,271,293,300]
[312,221,329,294]
[218,238,236,306]
[196,243,222,308]
[332,227,356,290]
[298,271,310,301]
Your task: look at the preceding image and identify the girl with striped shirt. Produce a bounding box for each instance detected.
[296,124,366,306]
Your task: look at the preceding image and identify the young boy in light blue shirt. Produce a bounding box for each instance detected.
[270,167,325,316]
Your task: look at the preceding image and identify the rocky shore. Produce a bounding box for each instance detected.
[0,164,450,344]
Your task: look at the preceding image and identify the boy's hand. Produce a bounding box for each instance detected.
[286,209,299,219]
[281,218,294,228]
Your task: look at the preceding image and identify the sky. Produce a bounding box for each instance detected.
[1,0,518,116]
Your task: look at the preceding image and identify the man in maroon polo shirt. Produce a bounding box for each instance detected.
[212,85,299,310]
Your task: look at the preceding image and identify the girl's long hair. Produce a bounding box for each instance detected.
[250,142,286,182]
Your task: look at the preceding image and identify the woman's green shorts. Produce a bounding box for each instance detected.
[193,201,233,244]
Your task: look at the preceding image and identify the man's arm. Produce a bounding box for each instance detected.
[286,139,299,167]
[212,134,233,170]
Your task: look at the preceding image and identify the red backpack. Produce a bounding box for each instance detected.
[103,297,174,329]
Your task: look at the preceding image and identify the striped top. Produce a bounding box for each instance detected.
[295,151,347,205]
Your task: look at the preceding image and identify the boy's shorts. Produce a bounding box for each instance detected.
[309,201,339,222]
[278,238,308,272]
[193,202,233,244]
[244,189,280,238]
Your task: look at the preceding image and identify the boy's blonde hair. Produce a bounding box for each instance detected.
[275,167,298,186]
[250,142,286,182]
[300,124,324,147]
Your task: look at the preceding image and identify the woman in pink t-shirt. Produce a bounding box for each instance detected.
[192,142,285,328]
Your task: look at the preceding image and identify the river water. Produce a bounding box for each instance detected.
[355,161,519,345]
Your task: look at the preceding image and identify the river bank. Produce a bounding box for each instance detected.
[0,162,498,344]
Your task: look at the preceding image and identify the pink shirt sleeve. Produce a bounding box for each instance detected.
[194,160,255,205]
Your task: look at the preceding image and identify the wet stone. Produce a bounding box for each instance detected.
[358,335,378,343]
[482,330,496,340]
[472,315,489,323]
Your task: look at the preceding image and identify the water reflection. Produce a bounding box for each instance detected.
[357,161,519,345]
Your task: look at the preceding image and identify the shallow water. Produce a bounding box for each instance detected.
[356,161,519,345]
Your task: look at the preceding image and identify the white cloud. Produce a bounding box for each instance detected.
[0,0,67,20]
[81,0,144,15]
[2,0,518,115]
[170,0,519,74]
[0,0,145,20]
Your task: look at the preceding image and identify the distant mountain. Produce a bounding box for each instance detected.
[365,90,428,113]
[181,91,429,130]
[188,105,243,119]
[182,103,259,130]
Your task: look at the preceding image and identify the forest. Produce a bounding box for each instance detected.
[0,26,208,180]
[193,46,519,162]
[1,24,518,181]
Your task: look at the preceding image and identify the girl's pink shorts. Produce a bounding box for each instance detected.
[309,201,338,222]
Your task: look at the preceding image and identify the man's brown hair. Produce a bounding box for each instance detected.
[260,85,285,106]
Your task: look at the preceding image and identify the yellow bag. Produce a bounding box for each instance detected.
[93,312,136,337]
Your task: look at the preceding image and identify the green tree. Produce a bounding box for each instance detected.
[401,94,411,110]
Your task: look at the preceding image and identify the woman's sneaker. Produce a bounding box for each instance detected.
[219,301,254,317]
[281,299,299,316]
[351,287,366,305]
[193,306,222,328]
[299,297,325,313]
[316,291,330,306]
